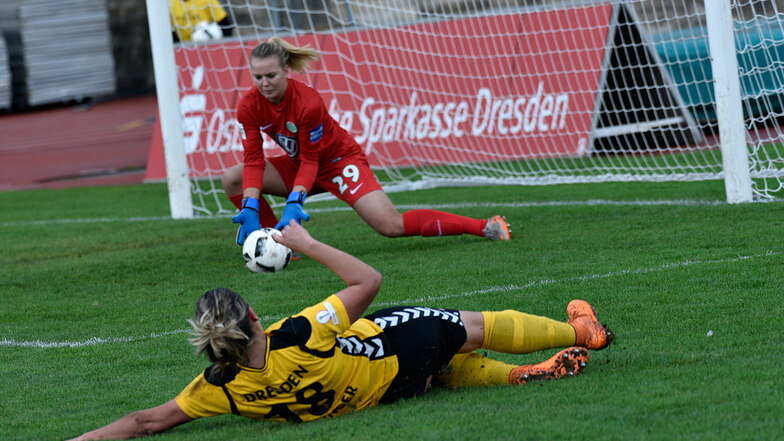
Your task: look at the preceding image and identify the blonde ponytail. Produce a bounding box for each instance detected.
[188,288,254,375]
[250,36,321,73]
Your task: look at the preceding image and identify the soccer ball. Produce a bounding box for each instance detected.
[191,21,223,42]
[242,228,292,273]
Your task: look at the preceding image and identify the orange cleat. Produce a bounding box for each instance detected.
[483,215,512,240]
[509,347,590,384]
[567,300,614,350]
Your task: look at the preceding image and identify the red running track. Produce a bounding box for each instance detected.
[0,95,157,191]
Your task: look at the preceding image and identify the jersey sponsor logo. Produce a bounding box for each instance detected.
[261,123,274,130]
[348,183,364,195]
[316,301,339,325]
[310,124,324,143]
[286,121,298,133]
[336,335,386,360]
[372,307,462,330]
[275,134,299,158]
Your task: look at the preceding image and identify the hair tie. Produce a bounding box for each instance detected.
[215,323,225,328]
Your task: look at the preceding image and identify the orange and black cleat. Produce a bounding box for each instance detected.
[509,347,590,385]
[567,299,614,350]
[483,215,512,240]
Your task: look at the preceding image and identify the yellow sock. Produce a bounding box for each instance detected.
[481,310,576,354]
[434,352,516,388]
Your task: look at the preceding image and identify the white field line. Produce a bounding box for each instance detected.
[0,330,187,349]
[0,198,763,228]
[1,251,776,349]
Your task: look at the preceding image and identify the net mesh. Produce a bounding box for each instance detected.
[162,0,784,215]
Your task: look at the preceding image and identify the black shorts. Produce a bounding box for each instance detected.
[363,306,467,403]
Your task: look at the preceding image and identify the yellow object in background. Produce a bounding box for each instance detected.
[170,0,228,42]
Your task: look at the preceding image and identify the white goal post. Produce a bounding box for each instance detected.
[146,0,192,219]
[146,0,784,218]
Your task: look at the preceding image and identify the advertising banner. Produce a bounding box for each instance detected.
[145,4,613,180]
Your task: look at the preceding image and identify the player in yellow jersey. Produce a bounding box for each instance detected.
[68,222,613,440]
[169,0,234,42]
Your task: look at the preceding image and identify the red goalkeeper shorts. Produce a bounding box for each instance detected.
[267,153,383,206]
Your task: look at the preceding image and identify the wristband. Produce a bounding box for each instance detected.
[242,197,260,211]
[286,191,307,205]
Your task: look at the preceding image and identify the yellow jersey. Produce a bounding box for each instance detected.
[175,295,399,422]
[169,0,227,42]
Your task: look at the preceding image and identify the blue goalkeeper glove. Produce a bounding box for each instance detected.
[232,197,260,246]
[275,191,310,230]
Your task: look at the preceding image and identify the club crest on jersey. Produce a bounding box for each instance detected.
[275,134,299,158]
[286,121,297,133]
[310,124,323,143]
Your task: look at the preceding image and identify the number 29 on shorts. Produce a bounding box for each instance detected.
[331,164,361,195]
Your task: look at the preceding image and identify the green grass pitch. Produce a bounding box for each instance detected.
[1,180,782,441]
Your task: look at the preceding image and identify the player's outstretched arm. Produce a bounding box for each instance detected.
[275,221,382,322]
[67,399,193,441]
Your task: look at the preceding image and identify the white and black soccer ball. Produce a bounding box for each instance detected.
[191,21,223,42]
[242,228,291,273]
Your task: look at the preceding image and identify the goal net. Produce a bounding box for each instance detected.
[146,0,784,217]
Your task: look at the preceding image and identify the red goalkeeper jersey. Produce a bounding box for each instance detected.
[236,79,363,193]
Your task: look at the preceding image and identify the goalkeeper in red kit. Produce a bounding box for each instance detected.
[225,37,512,246]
